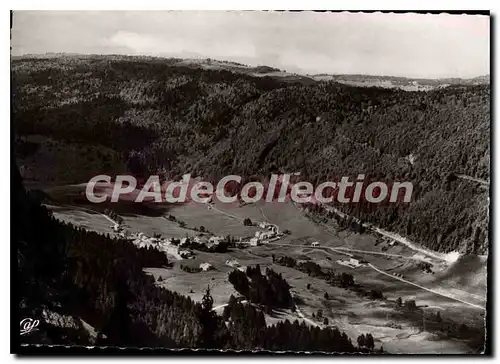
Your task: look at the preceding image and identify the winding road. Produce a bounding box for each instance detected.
[207,201,486,312]
[266,241,486,311]
[368,263,485,310]
[60,203,118,225]
[455,174,489,186]
[334,246,429,262]
[210,204,244,223]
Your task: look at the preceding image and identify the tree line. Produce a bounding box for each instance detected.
[228,265,293,309]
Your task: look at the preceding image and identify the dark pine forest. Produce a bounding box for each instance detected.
[13,56,489,255]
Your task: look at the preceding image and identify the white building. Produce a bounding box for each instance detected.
[226,259,240,268]
[199,262,214,271]
[311,241,320,247]
[249,237,260,246]
[348,258,361,267]
[336,258,362,268]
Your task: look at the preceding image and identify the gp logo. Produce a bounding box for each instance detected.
[20,318,40,335]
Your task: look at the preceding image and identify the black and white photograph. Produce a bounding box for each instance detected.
[11,10,490,354]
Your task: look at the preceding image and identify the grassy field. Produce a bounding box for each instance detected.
[48,204,115,235]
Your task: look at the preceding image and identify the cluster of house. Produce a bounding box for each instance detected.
[259,221,279,234]
[111,216,231,260]
[190,235,226,250]
[129,231,232,259]
[235,221,282,247]
[128,232,194,260]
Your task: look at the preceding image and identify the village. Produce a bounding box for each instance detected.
[45,198,487,354]
[109,212,285,272]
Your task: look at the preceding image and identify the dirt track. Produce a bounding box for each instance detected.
[267,242,486,311]
[367,263,485,310]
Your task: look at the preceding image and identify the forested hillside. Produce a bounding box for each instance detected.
[12,55,490,254]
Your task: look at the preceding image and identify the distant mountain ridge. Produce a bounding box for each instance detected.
[310,74,490,91]
[12,52,489,90]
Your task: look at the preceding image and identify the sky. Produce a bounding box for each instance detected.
[11,11,490,78]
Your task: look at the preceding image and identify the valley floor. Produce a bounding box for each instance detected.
[48,192,487,354]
